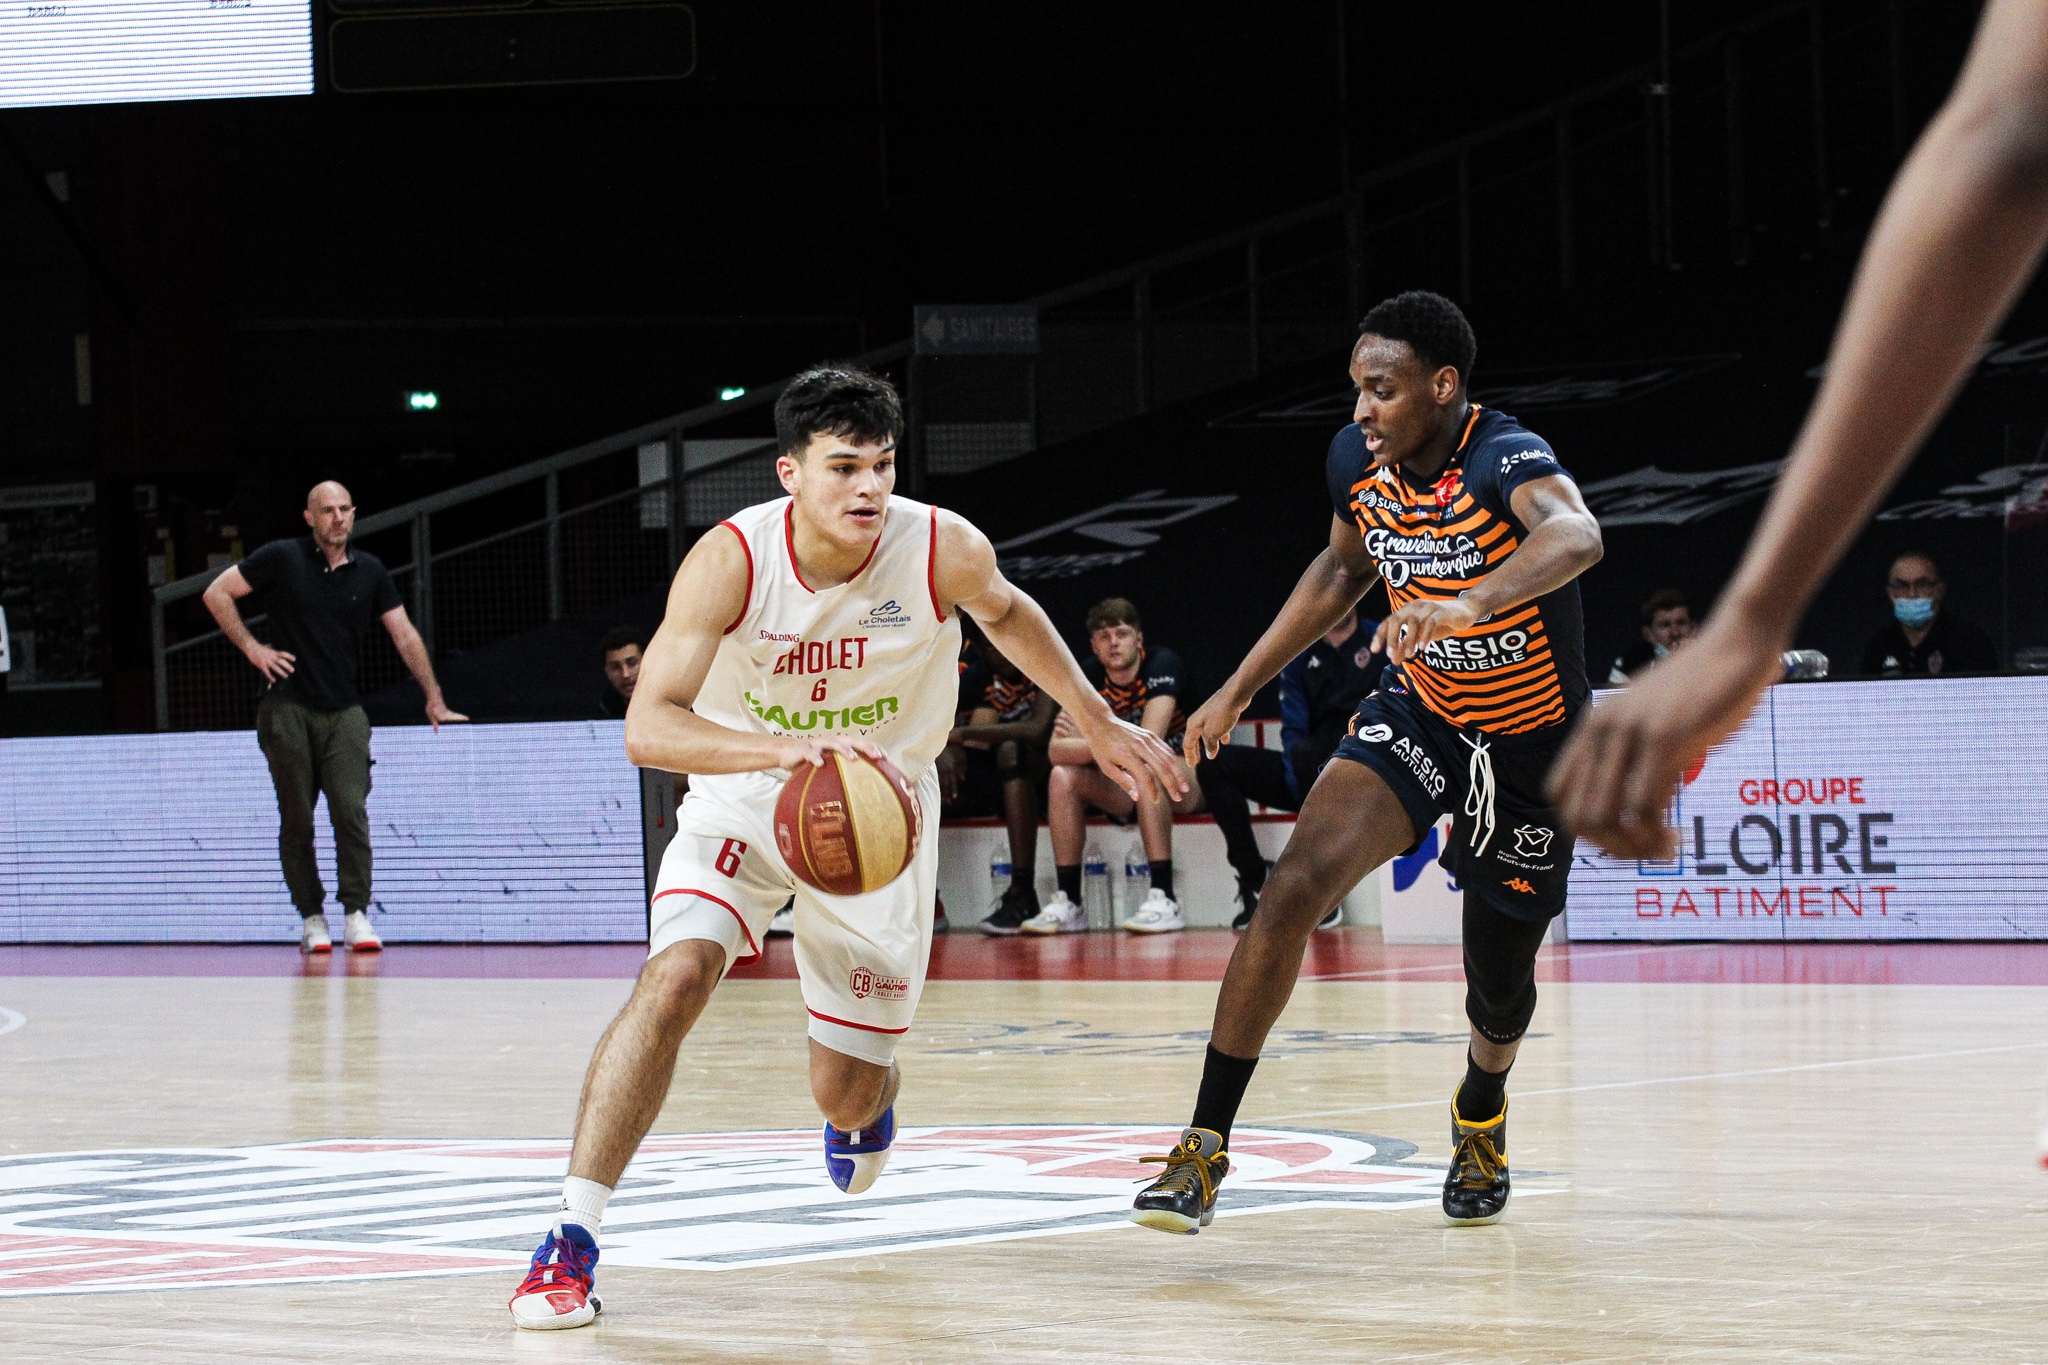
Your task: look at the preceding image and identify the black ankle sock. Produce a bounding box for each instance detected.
[1190,1043,1259,1146]
[1055,864,1082,901]
[1457,1051,1512,1121]
[1149,859,1175,900]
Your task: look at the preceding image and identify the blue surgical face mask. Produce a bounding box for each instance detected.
[1893,596,1937,629]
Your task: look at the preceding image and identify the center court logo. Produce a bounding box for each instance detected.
[0,1127,1550,1297]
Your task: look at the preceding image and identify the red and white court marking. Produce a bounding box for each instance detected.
[0,1125,1547,1296]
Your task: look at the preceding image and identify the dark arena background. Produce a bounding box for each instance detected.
[4,3,2048,1360]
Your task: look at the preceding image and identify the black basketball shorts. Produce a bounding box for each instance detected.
[1330,685,1576,925]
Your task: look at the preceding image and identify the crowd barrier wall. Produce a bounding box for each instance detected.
[6,676,2034,943]
[0,721,646,943]
[1569,676,2048,940]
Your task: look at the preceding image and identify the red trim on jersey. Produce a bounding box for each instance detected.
[927,506,947,622]
[807,1007,910,1035]
[783,504,814,593]
[652,887,760,965]
[783,502,884,593]
[717,522,752,635]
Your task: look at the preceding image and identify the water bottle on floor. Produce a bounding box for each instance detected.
[1119,842,1150,929]
[1082,841,1110,931]
[989,844,1011,904]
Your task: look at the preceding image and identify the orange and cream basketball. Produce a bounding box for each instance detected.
[774,750,921,896]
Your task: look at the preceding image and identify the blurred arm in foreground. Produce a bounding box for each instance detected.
[1550,0,2048,858]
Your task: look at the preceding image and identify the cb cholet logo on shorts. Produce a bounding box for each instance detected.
[849,966,909,1001]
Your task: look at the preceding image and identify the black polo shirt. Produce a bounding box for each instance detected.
[238,536,403,710]
[1859,608,2000,677]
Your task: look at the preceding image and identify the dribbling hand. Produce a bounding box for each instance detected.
[778,735,887,772]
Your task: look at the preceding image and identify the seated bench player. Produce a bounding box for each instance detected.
[1032,597,1201,934]
[937,618,1060,934]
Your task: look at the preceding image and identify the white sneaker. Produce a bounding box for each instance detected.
[1019,891,1086,935]
[300,917,332,954]
[1123,888,1185,934]
[766,904,795,939]
[342,910,382,953]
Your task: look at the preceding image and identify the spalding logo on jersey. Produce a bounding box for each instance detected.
[0,1126,1551,1294]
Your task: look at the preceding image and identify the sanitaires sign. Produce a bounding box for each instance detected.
[1567,677,2048,940]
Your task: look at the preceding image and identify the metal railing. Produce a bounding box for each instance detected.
[151,0,1917,728]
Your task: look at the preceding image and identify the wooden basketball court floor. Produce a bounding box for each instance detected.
[5,932,2048,1363]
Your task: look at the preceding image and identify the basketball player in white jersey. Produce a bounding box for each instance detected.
[510,367,1186,1330]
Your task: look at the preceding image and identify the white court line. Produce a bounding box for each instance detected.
[1300,941,1729,983]
[1256,1037,2048,1123]
[0,1007,23,1038]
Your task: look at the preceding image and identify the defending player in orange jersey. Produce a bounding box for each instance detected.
[1130,291,1603,1234]
[510,367,1183,1330]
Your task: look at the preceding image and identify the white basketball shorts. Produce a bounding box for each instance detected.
[647,767,939,1067]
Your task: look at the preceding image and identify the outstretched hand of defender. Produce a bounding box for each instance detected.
[1180,689,1245,766]
[1082,714,1187,803]
[1373,595,1481,665]
[1548,615,1787,859]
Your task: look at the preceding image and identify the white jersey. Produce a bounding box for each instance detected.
[691,495,963,801]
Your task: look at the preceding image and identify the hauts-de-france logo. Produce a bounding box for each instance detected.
[0,1125,1553,1297]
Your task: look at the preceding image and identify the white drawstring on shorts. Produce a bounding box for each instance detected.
[1461,733,1497,858]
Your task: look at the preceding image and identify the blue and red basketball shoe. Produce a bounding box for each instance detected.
[823,1106,895,1194]
[508,1223,601,1330]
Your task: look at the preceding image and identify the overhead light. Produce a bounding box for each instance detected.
[406,390,439,411]
[719,386,745,401]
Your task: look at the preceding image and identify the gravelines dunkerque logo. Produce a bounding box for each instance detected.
[0,1124,1556,1297]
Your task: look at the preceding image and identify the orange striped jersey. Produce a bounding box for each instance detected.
[1082,646,1188,743]
[957,656,1041,722]
[1326,405,1588,735]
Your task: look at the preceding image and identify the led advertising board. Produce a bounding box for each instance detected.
[0,1,313,110]
[1567,677,2048,940]
[0,721,644,942]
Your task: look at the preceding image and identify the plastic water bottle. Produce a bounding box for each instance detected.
[1119,841,1150,928]
[989,844,1011,902]
[1780,649,1829,682]
[1082,841,1110,930]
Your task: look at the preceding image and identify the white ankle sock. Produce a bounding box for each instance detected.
[554,1176,611,1240]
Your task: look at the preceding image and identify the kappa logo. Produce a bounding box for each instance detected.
[1505,877,1537,895]
[1512,825,1555,858]
[0,1128,1544,1297]
[1355,723,1394,743]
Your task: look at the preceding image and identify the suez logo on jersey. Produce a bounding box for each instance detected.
[1628,769,1900,920]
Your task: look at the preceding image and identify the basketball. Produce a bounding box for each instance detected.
[774,750,921,896]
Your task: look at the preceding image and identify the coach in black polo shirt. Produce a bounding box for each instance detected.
[204,481,465,954]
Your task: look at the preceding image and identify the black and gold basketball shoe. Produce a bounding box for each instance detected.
[1443,1092,1510,1225]
[1129,1127,1228,1234]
